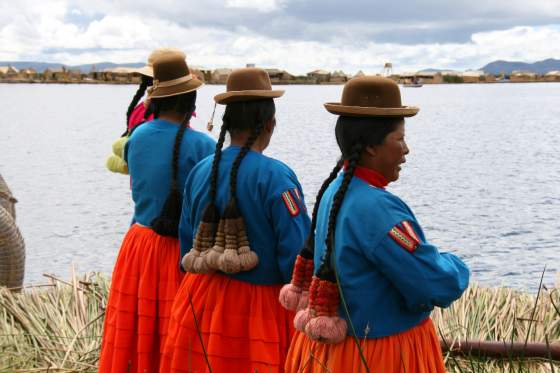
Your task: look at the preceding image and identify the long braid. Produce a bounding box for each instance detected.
[320,143,362,274]
[308,142,369,368]
[297,143,362,343]
[304,158,344,256]
[214,102,270,274]
[170,121,190,187]
[183,115,227,273]
[228,120,264,202]
[196,121,228,227]
[209,124,228,206]
[123,77,151,136]
[280,158,343,312]
[151,95,195,237]
[196,100,274,274]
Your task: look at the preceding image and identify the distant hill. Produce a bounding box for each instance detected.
[0,61,144,73]
[481,58,560,75]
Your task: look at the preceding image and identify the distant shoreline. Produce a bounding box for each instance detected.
[1,79,559,86]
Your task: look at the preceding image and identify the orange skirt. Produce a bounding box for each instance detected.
[98,224,184,373]
[160,273,295,373]
[285,318,446,373]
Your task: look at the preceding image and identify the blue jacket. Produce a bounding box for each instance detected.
[125,119,216,227]
[180,146,311,285]
[315,172,470,338]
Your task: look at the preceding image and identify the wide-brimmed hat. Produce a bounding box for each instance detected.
[324,76,419,117]
[132,48,185,78]
[214,68,284,105]
[148,52,203,99]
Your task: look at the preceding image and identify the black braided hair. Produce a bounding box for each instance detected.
[151,90,197,237]
[228,120,264,201]
[299,159,343,260]
[199,121,229,224]
[316,144,362,281]
[218,99,275,213]
[123,75,153,136]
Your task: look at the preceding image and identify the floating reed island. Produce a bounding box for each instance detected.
[0,273,559,372]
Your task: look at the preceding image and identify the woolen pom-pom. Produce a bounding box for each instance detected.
[192,255,213,274]
[218,248,241,273]
[238,247,258,271]
[205,245,224,269]
[293,308,313,332]
[181,250,201,272]
[279,284,303,311]
[297,290,309,311]
[305,316,347,344]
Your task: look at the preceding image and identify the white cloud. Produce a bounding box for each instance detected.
[1,1,559,73]
[225,0,284,12]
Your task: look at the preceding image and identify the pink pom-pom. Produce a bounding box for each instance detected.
[293,308,313,332]
[279,284,302,311]
[305,316,347,344]
[297,290,309,311]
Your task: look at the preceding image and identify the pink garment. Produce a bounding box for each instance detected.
[128,102,154,131]
[127,102,197,132]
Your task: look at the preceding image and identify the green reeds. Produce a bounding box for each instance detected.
[0,272,108,372]
[433,279,560,372]
[0,272,558,372]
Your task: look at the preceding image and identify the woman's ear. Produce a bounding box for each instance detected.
[264,117,276,134]
[364,144,377,158]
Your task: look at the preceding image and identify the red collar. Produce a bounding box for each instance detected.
[344,162,388,189]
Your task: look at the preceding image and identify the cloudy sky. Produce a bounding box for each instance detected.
[1,0,560,74]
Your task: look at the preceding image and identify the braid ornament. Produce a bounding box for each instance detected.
[297,144,362,343]
[279,159,343,311]
[213,120,264,273]
[183,124,228,273]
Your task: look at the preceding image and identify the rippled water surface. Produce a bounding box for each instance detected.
[1,83,559,290]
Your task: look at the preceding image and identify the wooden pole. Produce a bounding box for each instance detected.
[441,339,560,361]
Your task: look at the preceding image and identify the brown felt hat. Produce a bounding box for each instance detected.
[132,48,186,78]
[148,51,203,99]
[214,68,284,104]
[324,76,419,117]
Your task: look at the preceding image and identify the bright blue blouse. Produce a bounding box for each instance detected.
[315,174,470,338]
[125,119,216,227]
[179,146,311,285]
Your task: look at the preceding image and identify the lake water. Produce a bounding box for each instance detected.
[0,83,559,291]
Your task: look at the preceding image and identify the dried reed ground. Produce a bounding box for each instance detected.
[0,273,558,372]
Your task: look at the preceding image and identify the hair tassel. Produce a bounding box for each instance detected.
[303,271,347,343]
[279,252,314,311]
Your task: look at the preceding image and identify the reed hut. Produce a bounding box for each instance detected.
[0,174,25,289]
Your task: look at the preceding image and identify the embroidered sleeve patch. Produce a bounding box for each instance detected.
[401,221,420,245]
[281,190,300,217]
[388,223,419,253]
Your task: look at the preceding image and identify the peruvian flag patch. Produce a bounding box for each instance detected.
[281,190,300,217]
[388,221,420,253]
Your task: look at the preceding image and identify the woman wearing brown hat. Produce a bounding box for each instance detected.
[106,48,183,175]
[160,68,311,372]
[283,76,470,372]
[99,52,216,373]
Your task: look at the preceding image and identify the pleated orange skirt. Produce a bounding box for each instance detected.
[160,273,295,373]
[285,318,446,373]
[98,224,184,373]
